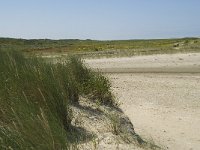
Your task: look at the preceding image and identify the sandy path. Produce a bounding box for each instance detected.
[85,53,200,150]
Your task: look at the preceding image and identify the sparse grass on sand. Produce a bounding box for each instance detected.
[0,50,115,149]
[1,37,200,57]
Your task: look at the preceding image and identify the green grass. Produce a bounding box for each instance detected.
[0,50,114,149]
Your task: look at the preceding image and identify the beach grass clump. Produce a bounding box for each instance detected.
[0,50,114,149]
[0,50,73,149]
[67,56,114,106]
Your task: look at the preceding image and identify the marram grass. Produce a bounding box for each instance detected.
[0,50,114,149]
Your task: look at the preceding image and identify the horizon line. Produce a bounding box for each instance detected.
[0,36,200,41]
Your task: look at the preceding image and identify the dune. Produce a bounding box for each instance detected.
[85,52,200,150]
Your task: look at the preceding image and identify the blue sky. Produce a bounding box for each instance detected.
[0,0,200,40]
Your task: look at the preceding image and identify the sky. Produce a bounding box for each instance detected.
[0,0,200,40]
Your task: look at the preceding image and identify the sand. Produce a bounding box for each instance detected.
[85,53,200,73]
[85,53,200,150]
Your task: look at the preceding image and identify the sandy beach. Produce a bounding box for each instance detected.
[85,53,200,150]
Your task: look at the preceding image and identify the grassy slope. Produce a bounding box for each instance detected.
[0,50,114,149]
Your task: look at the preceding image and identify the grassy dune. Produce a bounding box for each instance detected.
[0,37,199,149]
[0,38,199,57]
[0,50,114,149]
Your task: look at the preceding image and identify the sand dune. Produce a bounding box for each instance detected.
[85,53,200,150]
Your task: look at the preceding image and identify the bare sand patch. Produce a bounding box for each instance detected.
[85,53,200,150]
[85,53,200,73]
[109,73,200,150]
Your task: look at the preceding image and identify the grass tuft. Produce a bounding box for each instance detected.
[0,50,115,149]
